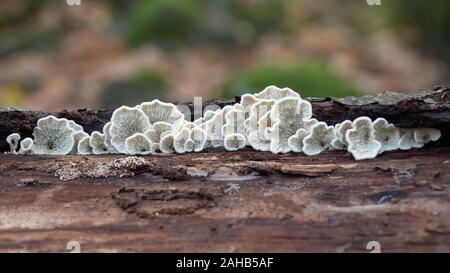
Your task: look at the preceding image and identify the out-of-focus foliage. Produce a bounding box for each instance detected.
[99,71,168,108]
[123,0,286,47]
[384,0,450,64]
[126,0,205,47]
[220,60,361,99]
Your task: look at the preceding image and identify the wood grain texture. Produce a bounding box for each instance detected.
[1,147,449,253]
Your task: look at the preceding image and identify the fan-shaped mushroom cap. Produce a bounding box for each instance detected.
[414,128,441,145]
[125,133,154,155]
[205,109,226,148]
[174,128,191,154]
[70,131,89,154]
[224,133,246,151]
[303,122,335,156]
[18,137,34,155]
[90,131,109,155]
[102,122,118,154]
[6,133,21,153]
[372,118,400,153]
[222,109,246,136]
[160,133,175,153]
[77,136,92,155]
[32,115,75,155]
[138,99,185,131]
[331,120,352,150]
[265,98,312,153]
[345,117,381,160]
[190,127,207,152]
[110,106,151,154]
[399,128,423,150]
[68,120,84,132]
[288,128,308,153]
[144,121,173,152]
[246,100,275,151]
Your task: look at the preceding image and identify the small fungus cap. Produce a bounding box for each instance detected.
[160,133,175,154]
[18,137,34,155]
[110,106,151,154]
[224,133,246,151]
[399,129,423,150]
[77,136,92,155]
[302,122,335,156]
[414,128,441,145]
[174,128,192,154]
[32,115,75,155]
[190,127,207,152]
[288,128,308,153]
[6,133,21,152]
[345,117,381,160]
[90,131,109,155]
[372,118,400,153]
[125,133,154,155]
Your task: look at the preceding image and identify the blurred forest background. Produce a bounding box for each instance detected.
[0,0,449,111]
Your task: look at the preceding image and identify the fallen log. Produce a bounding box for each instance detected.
[0,87,449,253]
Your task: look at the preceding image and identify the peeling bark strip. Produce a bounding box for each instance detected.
[1,86,449,152]
[0,148,449,252]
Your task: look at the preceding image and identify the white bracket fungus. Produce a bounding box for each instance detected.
[77,136,92,155]
[138,99,185,131]
[331,120,352,150]
[399,128,423,150]
[288,128,308,153]
[109,106,151,154]
[90,131,109,155]
[18,137,34,155]
[345,117,381,160]
[144,121,173,152]
[160,133,175,154]
[414,128,441,145]
[174,128,192,154]
[265,97,312,153]
[6,133,21,154]
[125,133,155,155]
[246,100,275,151]
[190,127,207,152]
[372,118,400,153]
[303,122,335,156]
[102,122,118,154]
[71,131,89,154]
[32,116,75,155]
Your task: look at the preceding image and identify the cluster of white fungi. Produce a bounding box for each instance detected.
[5,86,441,160]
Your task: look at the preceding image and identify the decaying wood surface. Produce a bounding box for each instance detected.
[1,86,450,152]
[0,147,449,252]
[0,87,449,252]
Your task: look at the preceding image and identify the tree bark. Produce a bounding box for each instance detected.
[0,87,449,253]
